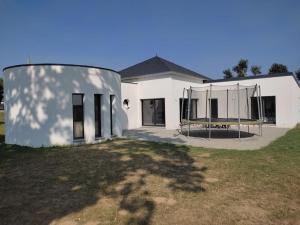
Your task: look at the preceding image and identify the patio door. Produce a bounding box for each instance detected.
[142,99,165,126]
[251,96,276,124]
[210,99,218,118]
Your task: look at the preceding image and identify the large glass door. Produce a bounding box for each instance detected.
[142,99,165,126]
[251,96,276,124]
[179,98,197,121]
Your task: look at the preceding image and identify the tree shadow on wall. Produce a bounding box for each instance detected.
[5,65,124,146]
[0,139,206,225]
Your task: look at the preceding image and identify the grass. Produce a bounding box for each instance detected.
[0,113,299,225]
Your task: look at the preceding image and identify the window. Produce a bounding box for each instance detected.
[110,95,115,135]
[251,96,276,124]
[72,94,84,139]
[94,94,102,138]
[142,99,165,126]
[179,98,197,121]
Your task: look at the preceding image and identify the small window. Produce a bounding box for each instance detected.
[110,95,115,135]
[72,94,84,139]
[94,94,102,138]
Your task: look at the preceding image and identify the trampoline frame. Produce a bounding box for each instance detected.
[180,83,263,140]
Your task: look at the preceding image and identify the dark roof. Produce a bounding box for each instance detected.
[204,72,298,84]
[119,56,210,80]
[3,63,119,74]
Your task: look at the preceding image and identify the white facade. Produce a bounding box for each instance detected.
[3,62,300,148]
[121,73,300,130]
[4,64,123,147]
[206,76,300,128]
[121,72,205,130]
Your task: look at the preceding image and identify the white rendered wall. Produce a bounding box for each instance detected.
[135,74,173,129]
[122,74,299,130]
[4,65,122,147]
[122,72,205,130]
[197,76,300,128]
[121,82,139,129]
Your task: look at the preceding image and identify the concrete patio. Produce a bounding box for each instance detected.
[123,126,290,150]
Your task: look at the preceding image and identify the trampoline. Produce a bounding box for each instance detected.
[180,83,263,139]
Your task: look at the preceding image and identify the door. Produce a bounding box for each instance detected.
[251,96,276,124]
[142,99,165,126]
[210,99,218,119]
[179,98,197,121]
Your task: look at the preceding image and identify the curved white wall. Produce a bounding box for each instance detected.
[4,64,123,147]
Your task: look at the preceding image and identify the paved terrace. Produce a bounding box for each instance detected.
[123,126,290,150]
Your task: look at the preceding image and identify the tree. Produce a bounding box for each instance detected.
[232,59,248,77]
[223,69,233,79]
[268,63,288,74]
[250,65,261,76]
[295,69,300,80]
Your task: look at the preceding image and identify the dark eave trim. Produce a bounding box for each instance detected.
[205,72,299,88]
[3,63,120,75]
[204,72,294,83]
[120,71,211,81]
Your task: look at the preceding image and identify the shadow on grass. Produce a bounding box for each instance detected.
[0,139,206,225]
[0,121,4,143]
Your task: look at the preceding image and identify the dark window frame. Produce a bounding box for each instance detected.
[209,98,218,119]
[141,98,166,126]
[179,98,198,121]
[94,94,102,138]
[110,95,115,136]
[72,93,84,140]
[251,96,276,124]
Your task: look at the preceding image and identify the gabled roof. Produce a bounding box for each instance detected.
[119,56,210,80]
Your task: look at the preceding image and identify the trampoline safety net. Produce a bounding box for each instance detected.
[180,83,263,139]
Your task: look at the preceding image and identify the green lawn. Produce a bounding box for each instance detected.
[0,114,299,225]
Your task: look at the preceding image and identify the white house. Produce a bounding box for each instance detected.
[120,56,300,130]
[3,57,300,147]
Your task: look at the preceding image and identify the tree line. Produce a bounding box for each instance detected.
[223,59,300,80]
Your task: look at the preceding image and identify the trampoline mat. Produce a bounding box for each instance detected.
[181,118,260,126]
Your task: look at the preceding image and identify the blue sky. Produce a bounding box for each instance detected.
[0,0,299,79]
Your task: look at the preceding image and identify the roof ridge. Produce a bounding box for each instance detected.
[157,56,211,80]
[154,56,172,71]
[119,56,211,80]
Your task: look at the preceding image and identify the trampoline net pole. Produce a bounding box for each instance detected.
[205,90,208,120]
[237,83,241,140]
[180,88,185,134]
[256,84,261,136]
[209,84,212,139]
[226,89,229,132]
[187,87,192,137]
[259,85,263,136]
[246,87,250,133]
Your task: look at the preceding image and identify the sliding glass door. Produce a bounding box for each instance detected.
[179,98,197,121]
[251,96,276,124]
[142,99,165,126]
